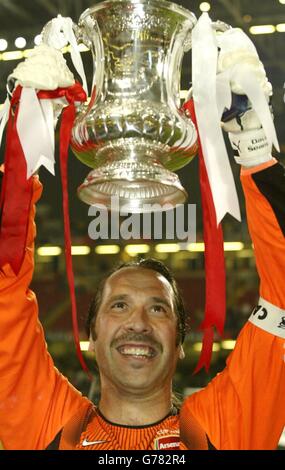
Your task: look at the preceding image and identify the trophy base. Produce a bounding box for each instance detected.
[77,161,187,213]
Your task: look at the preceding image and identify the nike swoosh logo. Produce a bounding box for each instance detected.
[81,438,109,447]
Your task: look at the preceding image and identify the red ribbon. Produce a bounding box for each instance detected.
[183,99,226,373]
[0,88,34,274]
[0,83,92,378]
[56,86,92,379]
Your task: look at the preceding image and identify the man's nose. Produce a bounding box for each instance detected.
[124,306,152,333]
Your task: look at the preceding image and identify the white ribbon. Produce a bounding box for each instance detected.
[0,96,10,150]
[216,70,232,120]
[17,88,55,177]
[192,13,241,224]
[43,15,88,96]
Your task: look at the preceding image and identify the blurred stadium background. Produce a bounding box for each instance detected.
[0,0,284,448]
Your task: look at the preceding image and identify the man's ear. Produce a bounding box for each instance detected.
[179,344,185,360]
[88,336,95,352]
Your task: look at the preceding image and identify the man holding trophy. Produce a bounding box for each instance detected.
[0,0,284,450]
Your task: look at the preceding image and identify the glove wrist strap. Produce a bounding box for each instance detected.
[229,128,273,168]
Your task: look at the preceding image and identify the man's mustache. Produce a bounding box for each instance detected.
[111,333,163,353]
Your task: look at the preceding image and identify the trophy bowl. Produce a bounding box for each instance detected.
[71,0,198,212]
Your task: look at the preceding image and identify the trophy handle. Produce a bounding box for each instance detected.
[182,20,195,53]
[77,16,105,102]
[73,23,92,50]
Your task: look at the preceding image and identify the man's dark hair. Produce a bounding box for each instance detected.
[86,258,189,345]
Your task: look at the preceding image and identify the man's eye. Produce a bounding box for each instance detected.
[111,302,127,310]
[151,304,166,314]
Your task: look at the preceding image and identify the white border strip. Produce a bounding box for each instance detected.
[249,297,285,338]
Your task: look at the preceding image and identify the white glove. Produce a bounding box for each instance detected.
[218,28,275,168]
[8,43,75,128]
[217,28,272,96]
[8,43,74,91]
[222,98,274,168]
[4,43,77,177]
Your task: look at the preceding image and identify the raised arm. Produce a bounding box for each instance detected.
[182,161,285,450]
[0,44,90,449]
[241,161,285,314]
[0,172,89,450]
[180,28,285,450]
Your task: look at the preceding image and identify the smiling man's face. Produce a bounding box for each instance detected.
[91,267,181,396]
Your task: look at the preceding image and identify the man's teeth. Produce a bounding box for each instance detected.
[118,346,155,357]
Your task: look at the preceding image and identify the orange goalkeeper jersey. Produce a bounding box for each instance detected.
[0,160,284,450]
[57,405,191,451]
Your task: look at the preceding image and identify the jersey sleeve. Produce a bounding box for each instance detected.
[0,175,89,450]
[181,160,285,450]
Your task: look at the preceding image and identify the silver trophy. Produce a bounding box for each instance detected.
[70,0,198,211]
